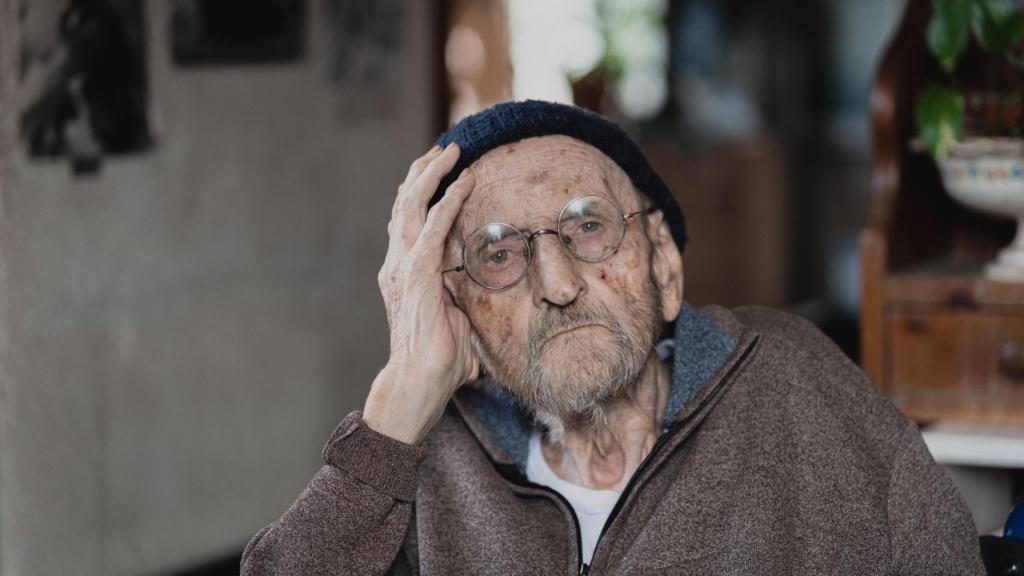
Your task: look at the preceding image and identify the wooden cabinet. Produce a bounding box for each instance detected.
[864,264,1024,426]
[886,304,1024,424]
[862,0,1024,425]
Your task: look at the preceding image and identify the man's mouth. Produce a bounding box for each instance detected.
[541,323,606,346]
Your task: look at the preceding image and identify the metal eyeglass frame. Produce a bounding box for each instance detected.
[442,194,656,290]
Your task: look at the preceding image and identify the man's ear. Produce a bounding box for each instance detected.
[646,210,684,322]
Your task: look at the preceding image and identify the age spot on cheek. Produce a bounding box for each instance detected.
[472,293,493,314]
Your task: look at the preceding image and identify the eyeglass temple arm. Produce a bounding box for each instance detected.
[624,206,660,221]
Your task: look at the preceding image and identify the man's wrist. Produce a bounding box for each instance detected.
[363,364,451,445]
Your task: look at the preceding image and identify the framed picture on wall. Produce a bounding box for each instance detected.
[18,0,152,174]
[170,0,306,65]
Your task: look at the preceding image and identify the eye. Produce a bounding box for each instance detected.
[489,249,509,264]
[579,220,603,234]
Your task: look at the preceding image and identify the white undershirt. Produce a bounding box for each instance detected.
[525,430,622,566]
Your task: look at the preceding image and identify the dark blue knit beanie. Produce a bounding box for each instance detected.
[431,100,688,253]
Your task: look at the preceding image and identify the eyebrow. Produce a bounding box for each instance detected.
[561,202,594,218]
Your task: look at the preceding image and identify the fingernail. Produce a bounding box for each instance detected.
[430,144,442,153]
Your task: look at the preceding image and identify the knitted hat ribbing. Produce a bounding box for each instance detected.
[431,100,688,253]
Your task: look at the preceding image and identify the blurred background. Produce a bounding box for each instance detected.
[0,0,1021,574]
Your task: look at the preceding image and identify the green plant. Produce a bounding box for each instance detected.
[916,0,1024,159]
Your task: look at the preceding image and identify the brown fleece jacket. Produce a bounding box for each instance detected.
[240,305,985,575]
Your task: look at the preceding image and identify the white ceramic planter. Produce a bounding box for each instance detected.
[939,138,1024,281]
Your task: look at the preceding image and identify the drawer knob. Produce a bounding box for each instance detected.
[998,341,1024,382]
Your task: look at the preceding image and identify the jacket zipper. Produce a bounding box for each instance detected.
[455,333,758,575]
[589,334,759,565]
[486,464,587,575]
[451,409,589,575]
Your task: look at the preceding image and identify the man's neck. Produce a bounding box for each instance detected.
[538,352,671,491]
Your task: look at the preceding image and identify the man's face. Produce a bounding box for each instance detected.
[444,135,683,418]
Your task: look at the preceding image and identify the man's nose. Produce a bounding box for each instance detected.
[530,233,586,307]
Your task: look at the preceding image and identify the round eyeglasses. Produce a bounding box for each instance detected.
[443,195,654,290]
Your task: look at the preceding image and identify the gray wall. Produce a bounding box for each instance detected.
[0,2,438,574]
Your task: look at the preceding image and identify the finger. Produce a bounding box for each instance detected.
[410,168,475,270]
[406,143,461,214]
[419,168,474,244]
[393,145,442,220]
[402,144,443,191]
[395,143,458,223]
[387,145,447,255]
[394,143,462,246]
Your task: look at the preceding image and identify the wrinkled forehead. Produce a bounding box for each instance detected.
[454,135,640,238]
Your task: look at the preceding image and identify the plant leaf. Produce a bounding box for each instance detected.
[928,0,974,72]
[972,0,1024,54]
[916,86,965,159]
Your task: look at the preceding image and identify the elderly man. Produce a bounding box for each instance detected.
[241,101,984,575]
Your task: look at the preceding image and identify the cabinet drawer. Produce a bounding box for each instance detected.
[884,308,1024,425]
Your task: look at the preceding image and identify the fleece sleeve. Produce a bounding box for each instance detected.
[240,411,424,576]
[886,421,986,575]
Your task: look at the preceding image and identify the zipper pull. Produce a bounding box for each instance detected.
[579,563,590,575]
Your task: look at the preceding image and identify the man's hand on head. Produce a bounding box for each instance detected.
[363,143,480,445]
